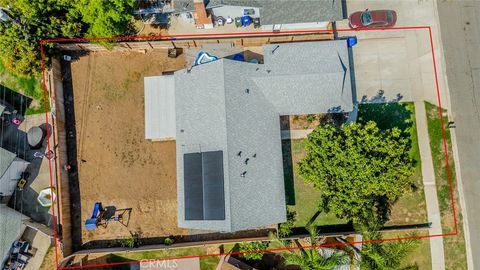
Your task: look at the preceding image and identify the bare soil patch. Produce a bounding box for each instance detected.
[70,50,188,244]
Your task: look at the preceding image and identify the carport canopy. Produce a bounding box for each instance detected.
[144,75,176,141]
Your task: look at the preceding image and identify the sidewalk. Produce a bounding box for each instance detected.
[281,129,314,140]
[414,101,445,270]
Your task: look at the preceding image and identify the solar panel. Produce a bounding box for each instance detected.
[184,153,204,220]
[202,151,225,220]
[184,151,225,221]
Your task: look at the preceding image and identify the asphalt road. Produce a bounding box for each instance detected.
[437,1,480,268]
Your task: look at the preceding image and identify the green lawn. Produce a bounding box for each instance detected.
[282,102,427,228]
[0,60,47,114]
[425,102,467,270]
[383,230,432,270]
[107,246,220,270]
[282,139,347,227]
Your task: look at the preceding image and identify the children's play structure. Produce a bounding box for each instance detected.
[85,202,132,230]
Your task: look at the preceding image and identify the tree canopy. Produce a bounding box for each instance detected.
[74,0,135,38]
[298,121,415,227]
[0,0,135,76]
[0,0,82,75]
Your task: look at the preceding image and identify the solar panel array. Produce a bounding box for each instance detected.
[184,151,225,220]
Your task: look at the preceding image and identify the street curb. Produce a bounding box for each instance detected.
[431,0,474,268]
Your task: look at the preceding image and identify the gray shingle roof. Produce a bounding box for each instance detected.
[206,0,344,24]
[259,41,353,114]
[0,147,16,179]
[0,205,27,264]
[172,40,354,232]
[175,60,286,232]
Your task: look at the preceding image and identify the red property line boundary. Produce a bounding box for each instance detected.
[38,25,457,270]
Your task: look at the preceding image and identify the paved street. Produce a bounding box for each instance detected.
[436,0,480,269]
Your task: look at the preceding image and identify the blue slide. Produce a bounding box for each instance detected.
[85,202,103,230]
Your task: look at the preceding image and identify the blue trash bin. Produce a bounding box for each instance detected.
[347,36,358,47]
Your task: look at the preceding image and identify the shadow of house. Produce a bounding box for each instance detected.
[281,140,295,206]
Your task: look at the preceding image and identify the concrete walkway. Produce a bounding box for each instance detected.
[414,101,445,270]
[281,129,314,140]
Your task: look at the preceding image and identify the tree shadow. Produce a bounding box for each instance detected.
[357,100,413,133]
[360,90,404,105]
[305,210,322,228]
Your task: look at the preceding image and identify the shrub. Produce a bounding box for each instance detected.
[120,236,135,248]
[238,241,269,261]
[278,209,297,237]
[164,237,174,246]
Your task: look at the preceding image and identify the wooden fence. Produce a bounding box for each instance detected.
[56,32,334,52]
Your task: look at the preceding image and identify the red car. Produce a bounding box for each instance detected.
[349,9,397,29]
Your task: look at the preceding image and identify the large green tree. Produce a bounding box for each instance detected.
[0,0,82,75]
[0,0,135,77]
[74,0,135,38]
[298,121,415,227]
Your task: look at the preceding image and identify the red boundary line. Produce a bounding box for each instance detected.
[38,25,458,270]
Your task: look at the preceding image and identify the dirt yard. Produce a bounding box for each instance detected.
[70,50,188,244]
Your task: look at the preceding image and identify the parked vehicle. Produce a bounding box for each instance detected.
[349,9,397,29]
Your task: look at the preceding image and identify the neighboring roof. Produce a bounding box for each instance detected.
[0,147,16,179]
[206,0,344,25]
[155,40,354,232]
[172,0,195,13]
[144,76,176,141]
[0,205,28,264]
[0,104,5,115]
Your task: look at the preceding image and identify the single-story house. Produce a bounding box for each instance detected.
[206,0,345,30]
[144,40,355,232]
[0,204,29,266]
[170,0,345,30]
[0,147,30,199]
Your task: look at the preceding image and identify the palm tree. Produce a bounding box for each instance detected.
[271,226,350,270]
[359,228,420,270]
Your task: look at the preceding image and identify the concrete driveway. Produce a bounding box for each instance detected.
[337,0,448,108]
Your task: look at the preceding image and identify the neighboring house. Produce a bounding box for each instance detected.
[144,40,355,232]
[0,147,30,200]
[0,204,29,267]
[205,0,345,30]
[168,0,345,30]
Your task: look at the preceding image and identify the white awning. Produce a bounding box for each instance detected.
[144,75,176,141]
